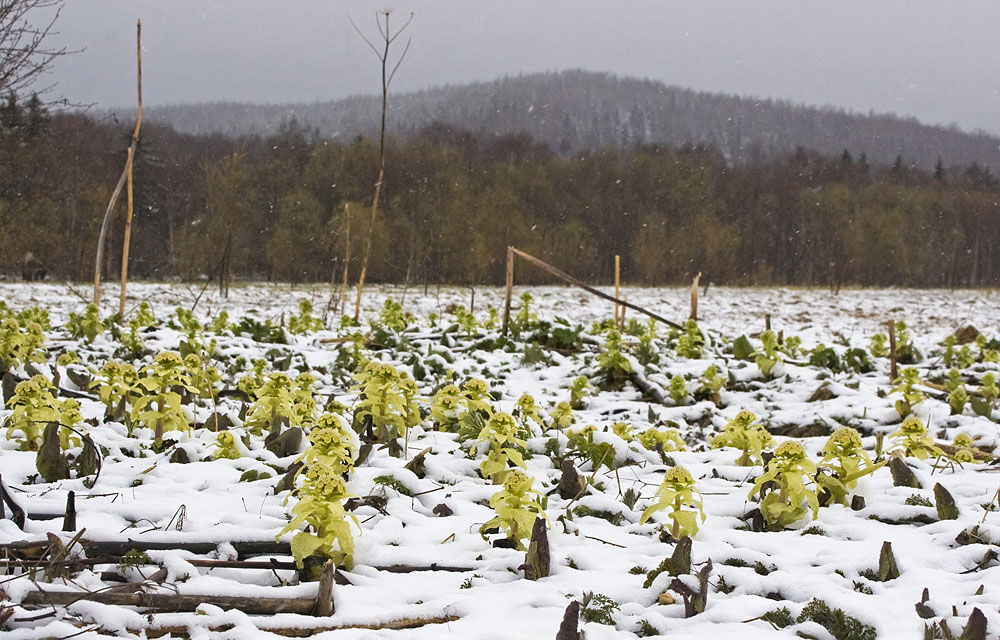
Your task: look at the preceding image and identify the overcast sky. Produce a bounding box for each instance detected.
[45,1,1000,135]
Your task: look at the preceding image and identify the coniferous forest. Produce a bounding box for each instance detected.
[2,92,998,288]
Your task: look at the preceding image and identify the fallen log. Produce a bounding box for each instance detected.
[3,538,292,560]
[22,587,320,615]
[136,615,461,637]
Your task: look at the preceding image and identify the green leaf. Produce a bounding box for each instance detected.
[289,531,325,567]
[733,335,754,360]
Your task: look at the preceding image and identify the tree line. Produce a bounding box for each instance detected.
[2,98,998,288]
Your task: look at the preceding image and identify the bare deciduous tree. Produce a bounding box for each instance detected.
[350,9,413,321]
[0,0,69,99]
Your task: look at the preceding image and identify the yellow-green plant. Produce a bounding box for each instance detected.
[943,336,975,369]
[244,372,315,436]
[894,320,920,363]
[749,440,819,530]
[639,466,706,540]
[635,319,660,366]
[0,317,46,374]
[184,354,222,399]
[509,292,537,337]
[454,378,496,441]
[236,358,269,397]
[982,373,999,404]
[597,328,631,389]
[4,375,81,451]
[668,375,689,406]
[287,299,323,335]
[56,351,80,366]
[299,412,358,475]
[117,301,156,359]
[674,320,704,359]
[451,305,478,337]
[753,330,783,379]
[131,351,198,446]
[889,415,943,460]
[780,335,802,358]
[550,400,576,430]
[514,394,546,437]
[430,383,464,430]
[869,333,889,358]
[569,375,590,409]
[816,427,883,505]
[353,361,420,455]
[378,298,411,333]
[91,360,138,420]
[16,306,50,331]
[973,373,1000,417]
[66,303,105,343]
[473,412,527,483]
[697,365,726,401]
[710,410,773,466]
[484,306,499,330]
[611,421,633,441]
[637,427,686,452]
[949,432,978,464]
[479,470,546,550]
[890,367,924,418]
[566,424,616,471]
[212,431,244,460]
[279,462,358,572]
[209,310,232,334]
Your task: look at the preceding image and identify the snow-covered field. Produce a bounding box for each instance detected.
[2,282,1000,639]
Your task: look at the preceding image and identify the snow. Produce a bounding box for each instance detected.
[1,282,1000,638]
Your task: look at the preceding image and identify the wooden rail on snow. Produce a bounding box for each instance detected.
[502,246,682,336]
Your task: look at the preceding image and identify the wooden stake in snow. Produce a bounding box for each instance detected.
[501,247,682,335]
[888,319,898,381]
[93,20,142,309]
[315,560,335,616]
[614,254,621,328]
[689,271,701,321]
[502,245,514,335]
[118,19,143,318]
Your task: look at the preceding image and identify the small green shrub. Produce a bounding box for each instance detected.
[710,410,772,466]
[639,466,705,540]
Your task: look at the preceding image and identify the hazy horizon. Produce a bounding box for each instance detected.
[44,1,1000,136]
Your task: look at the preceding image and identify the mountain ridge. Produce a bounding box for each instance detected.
[136,70,1000,170]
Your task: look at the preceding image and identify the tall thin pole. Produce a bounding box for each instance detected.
[119,19,143,317]
[502,246,514,336]
[614,254,621,329]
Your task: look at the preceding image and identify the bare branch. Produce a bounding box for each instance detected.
[0,0,73,100]
[386,36,411,90]
[387,12,414,44]
[348,13,382,60]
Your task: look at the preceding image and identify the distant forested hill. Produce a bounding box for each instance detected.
[140,70,1000,170]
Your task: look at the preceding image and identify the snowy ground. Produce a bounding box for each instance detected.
[2,282,1000,639]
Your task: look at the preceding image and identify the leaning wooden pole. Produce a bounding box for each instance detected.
[93,20,142,307]
[508,247,682,330]
[502,245,514,336]
[118,19,143,318]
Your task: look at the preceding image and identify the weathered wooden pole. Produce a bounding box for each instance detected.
[888,319,898,380]
[502,245,514,336]
[689,272,701,321]
[614,254,621,328]
[118,19,143,317]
